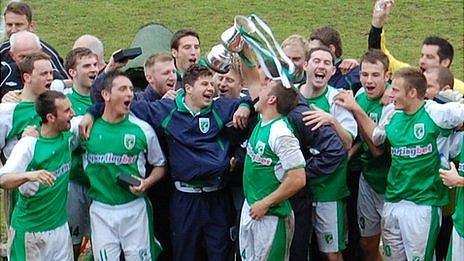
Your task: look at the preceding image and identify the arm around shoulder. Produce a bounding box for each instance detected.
[0,136,53,189]
[425,100,464,129]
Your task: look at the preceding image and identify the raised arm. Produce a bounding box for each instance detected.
[239,45,261,101]
[368,0,393,50]
[369,0,410,73]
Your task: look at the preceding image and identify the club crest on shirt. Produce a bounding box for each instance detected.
[199,118,210,133]
[369,112,378,124]
[256,141,266,155]
[124,134,136,150]
[413,123,425,139]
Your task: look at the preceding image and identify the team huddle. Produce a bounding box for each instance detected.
[0,1,463,261]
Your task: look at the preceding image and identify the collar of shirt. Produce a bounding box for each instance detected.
[175,89,212,117]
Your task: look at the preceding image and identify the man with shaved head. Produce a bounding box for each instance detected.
[1,31,66,99]
[73,34,106,71]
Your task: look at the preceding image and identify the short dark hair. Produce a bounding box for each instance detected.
[36,90,66,123]
[360,50,390,72]
[4,2,33,24]
[170,29,200,50]
[183,64,212,88]
[425,66,454,90]
[65,47,97,72]
[309,26,343,58]
[392,67,427,99]
[102,70,130,92]
[306,46,335,65]
[422,36,454,66]
[18,52,50,82]
[269,81,299,115]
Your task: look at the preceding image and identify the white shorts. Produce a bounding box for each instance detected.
[8,223,73,261]
[239,200,294,261]
[381,200,441,261]
[90,197,162,261]
[67,180,91,245]
[357,173,384,237]
[447,226,464,260]
[312,200,347,253]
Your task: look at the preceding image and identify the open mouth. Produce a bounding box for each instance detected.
[123,100,131,108]
[89,74,97,82]
[189,58,197,64]
[219,88,229,95]
[203,93,213,100]
[45,82,52,89]
[365,86,375,92]
[166,82,175,89]
[314,71,326,80]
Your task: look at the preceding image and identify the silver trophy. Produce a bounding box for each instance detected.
[206,15,255,73]
[206,14,294,86]
[205,44,233,74]
[240,14,295,87]
[220,15,256,53]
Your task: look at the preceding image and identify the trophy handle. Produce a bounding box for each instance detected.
[205,44,232,74]
[239,14,295,88]
[221,15,256,53]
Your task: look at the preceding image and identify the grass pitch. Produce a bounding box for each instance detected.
[21,0,464,79]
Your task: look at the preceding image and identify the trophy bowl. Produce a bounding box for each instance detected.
[205,44,232,74]
[220,15,256,53]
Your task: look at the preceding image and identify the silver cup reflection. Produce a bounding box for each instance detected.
[220,15,256,53]
[205,44,233,74]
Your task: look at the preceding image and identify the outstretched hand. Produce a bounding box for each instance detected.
[372,0,395,28]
